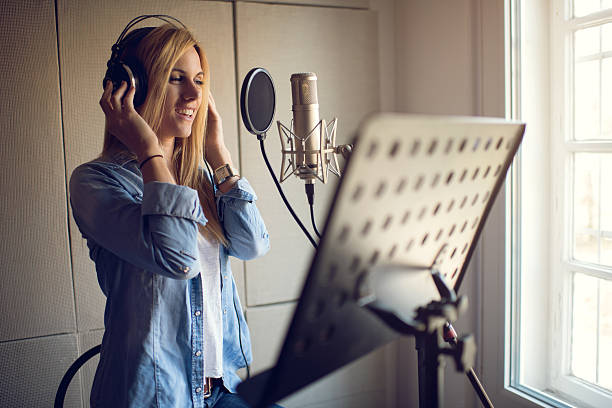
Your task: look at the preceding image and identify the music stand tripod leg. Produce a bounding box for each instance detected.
[416,328,445,408]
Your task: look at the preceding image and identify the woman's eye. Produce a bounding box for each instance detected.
[195,79,204,85]
[170,76,182,82]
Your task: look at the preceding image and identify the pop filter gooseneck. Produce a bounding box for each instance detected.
[239,68,317,248]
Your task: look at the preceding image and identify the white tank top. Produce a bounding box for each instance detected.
[197,233,223,378]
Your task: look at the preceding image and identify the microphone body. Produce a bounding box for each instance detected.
[291,73,320,183]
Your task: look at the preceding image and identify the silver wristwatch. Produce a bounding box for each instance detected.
[213,164,239,185]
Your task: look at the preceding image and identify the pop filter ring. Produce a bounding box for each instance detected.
[240,67,276,138]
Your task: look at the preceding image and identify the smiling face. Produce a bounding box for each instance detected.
[157,47,204,140]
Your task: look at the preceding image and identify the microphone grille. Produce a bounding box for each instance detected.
[291,73,318,105]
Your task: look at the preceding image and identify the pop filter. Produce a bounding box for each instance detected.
[240,67,276,137]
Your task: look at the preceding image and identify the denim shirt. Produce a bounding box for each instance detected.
[69,154,269,408]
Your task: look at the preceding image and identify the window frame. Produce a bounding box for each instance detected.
[549,2,612,405]
[481,1,612,407]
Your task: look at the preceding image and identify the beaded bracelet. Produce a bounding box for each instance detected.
[138,154,163,170]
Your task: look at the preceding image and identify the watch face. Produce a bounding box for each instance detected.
[214,164,236,184]
[215,166,229,178]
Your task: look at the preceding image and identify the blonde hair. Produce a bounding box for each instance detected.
[101,24,226,245]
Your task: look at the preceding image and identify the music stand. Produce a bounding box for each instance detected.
[238,113,525,407]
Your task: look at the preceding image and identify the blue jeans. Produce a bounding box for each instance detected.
[205,379,283,408]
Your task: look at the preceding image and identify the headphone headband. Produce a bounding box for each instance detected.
[115,14,187,46]
[104,14,188,106]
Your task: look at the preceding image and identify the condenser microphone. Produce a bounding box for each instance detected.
[291,73,320,183]
[277,72,344,186]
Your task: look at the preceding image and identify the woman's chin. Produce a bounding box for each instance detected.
[159,126,193,140]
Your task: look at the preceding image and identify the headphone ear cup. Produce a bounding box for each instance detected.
[103,57,148,107]
[123,57,148,107]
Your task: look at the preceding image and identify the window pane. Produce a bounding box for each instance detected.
[571,272,598,383]
[574,0,609,17]
[575,26,600,58]
[601,237,612,265]
[602,59,612,138]
[574,60,600,140]
[600,279,612,390]
[573,153,600,263]
[601,158,612,231]
[602,23,612,53]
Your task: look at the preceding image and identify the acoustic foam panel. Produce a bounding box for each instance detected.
[0,334,80,407]
[0,0,76,342]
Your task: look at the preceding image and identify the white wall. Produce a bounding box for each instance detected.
[393,1,506,407]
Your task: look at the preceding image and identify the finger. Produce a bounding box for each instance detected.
[110,81,128,111]
[100,80,114,114]
[208,95,219,116]
[123,82,136,112]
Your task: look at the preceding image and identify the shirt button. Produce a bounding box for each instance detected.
[194,310,201,316]
[195,387,202,393]
[182,266,190,273]
[195,350,202,357]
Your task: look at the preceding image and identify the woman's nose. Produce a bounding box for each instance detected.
[182,81,201,100]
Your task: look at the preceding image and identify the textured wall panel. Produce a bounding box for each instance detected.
[0,334,81,407]
[57,0,241,331]
[247,303,388,407]
[236,3,380,306]
[0,0,76,342]
[247,303,296,375]
[239,0,369,8]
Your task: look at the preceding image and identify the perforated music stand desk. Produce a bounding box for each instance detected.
[238,113,525,407]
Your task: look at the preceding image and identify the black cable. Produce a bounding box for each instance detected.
[203,149,251,379]
[259,138,318,248]
[233,296,250,380]
[309,202,321,239]
[204,152,250,379]
[305,184,321,239]
[55,344,101,408]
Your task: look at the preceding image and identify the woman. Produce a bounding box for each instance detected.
[70,20,270,407]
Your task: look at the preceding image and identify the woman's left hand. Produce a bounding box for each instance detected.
[205,92,233,169]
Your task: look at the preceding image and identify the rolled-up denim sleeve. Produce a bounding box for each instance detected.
[70,164,206,279]
[216,178,270,260]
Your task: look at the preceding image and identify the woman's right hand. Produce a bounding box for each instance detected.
[100,80,161,160]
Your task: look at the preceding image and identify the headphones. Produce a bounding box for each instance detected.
[103,14,187,106]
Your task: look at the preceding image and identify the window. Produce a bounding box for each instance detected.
[504,1,612,407]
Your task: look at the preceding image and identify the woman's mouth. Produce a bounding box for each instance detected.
[176,108,195,120]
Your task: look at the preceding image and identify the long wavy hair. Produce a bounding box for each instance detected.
[101,24,226,245]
